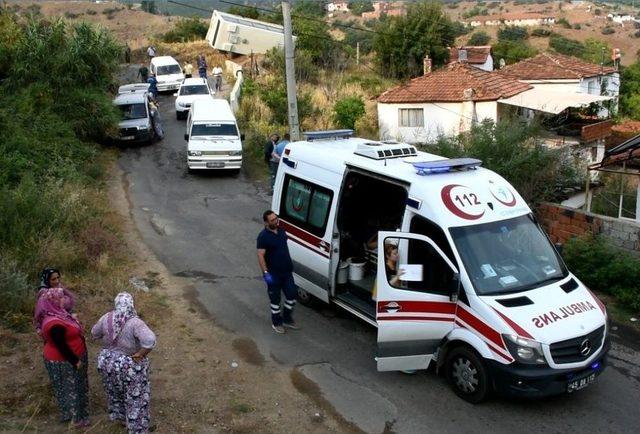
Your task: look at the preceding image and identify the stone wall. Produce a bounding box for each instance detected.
[537,202,640,255]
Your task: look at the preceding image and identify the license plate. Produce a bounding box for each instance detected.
[206,162,225,168]
[567,372,596,393]
[120,135,134,140]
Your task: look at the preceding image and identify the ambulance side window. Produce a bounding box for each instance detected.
[280,175,333,237]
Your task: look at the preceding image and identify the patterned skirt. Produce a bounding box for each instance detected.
[97,349,151,434]
[44,352,89,423]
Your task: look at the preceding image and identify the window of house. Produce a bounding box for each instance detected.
[280,175,333,237]
[399,108,424,127]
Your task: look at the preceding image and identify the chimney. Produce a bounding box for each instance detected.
[423,55,432,75]
[458,49,468,63]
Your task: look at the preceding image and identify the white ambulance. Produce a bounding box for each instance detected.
[271,130,609,403]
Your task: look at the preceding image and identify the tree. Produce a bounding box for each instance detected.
[161,17,208,43]
[333,96,366,130]
[549,35,585,56]
[429,120,580,205]
[349,0,375,16]
[497,25,528,41]
[619,62,640,120]
[373,1,455,79]
[140,0,156,14]
[227,5,260,19]
[293,0,325,17]
[468,31,491,45]
[492,40,537,66]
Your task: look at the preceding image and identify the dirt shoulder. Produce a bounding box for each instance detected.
[0,163,353,433]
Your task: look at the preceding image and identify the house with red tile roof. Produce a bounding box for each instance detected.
[376,62,531,143]
[448,46,493,72]
[497,53,620,118]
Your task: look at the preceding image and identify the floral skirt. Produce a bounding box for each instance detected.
[44,352,89,423]
[97,349,151,434]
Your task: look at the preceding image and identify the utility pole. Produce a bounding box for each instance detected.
[282,0,300,141]
[356,42,360,66]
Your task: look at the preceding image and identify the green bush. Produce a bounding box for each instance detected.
[619,61,640,120]
[492,39,537,65]
[259,86,315,125]
[531,27,551,37]
[0,15,122,329]
[498,25,529,41]
[601,26,615,35]
[333,96,365,130]
[563,236,640,312]
[468,31,491,45]
[549,34,584,56]
[161,17,208,43]
[426,119,580,205]
[263,47,319,84]
[556,17,571,29]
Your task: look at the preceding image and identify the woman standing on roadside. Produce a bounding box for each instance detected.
[34,285,90,427]
[92,292,156,434]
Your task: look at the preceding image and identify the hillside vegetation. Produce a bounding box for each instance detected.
[0,11,125,329]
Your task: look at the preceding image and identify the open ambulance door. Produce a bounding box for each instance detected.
[375,231,460,372]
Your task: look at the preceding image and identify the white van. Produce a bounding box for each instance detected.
[149,56,184,92]
[271,130,609,403]
[184,99,243,173]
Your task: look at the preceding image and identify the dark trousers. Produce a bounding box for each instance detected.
[267,272,297,326]
[198,67,207,79]
[269,161,278,189]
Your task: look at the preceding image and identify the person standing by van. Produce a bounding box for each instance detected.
[137,64,149,83]
[183,61,193,79]
[211,65,223,92]
[197,54,208,79]
[146,73,158,99]
[264,133,280,189]
[146,45,156,59]
[257,210,299,334]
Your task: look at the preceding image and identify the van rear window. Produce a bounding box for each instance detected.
[191,123,238,137]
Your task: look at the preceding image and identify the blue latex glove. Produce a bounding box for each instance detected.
[263,272,274,285]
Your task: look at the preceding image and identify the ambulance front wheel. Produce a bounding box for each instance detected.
[446,346,491,404]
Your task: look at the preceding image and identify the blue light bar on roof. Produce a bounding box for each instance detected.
[412,158,482,176]
[303,129,354,141]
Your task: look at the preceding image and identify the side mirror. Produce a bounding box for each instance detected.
[184,133,189,141]
[240,134,245,141]
[450,272,461,303]
[555,242,564,256]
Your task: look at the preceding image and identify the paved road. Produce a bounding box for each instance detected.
[119,93,640,434]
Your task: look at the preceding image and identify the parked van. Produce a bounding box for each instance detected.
[271,130,609,403]
[184,99,243,173]
[149,56,184,92]
[112,83,154,144]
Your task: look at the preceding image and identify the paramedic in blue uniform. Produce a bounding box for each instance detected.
[257,210,299,334]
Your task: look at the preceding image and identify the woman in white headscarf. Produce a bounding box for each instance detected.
[92,292,156,433]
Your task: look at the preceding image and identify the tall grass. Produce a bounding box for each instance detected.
[0,13,125,329]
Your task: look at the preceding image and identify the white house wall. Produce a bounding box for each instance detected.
[377,101,498,144]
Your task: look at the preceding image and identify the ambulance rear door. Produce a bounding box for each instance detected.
[375,231,460,371]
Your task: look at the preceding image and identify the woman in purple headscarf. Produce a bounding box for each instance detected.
[92,292,156,433]
[36,268,76,321]
[34,285,89,427]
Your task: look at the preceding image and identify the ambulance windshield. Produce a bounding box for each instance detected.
[450,214,567,295]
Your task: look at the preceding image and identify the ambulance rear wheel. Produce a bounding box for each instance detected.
[296,287,316,307]
[446,346,490,404]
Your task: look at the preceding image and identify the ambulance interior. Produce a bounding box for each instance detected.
[335,171,407,316]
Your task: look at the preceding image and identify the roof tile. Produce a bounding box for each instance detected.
[497,53,617,80]
[377,63,531,103]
